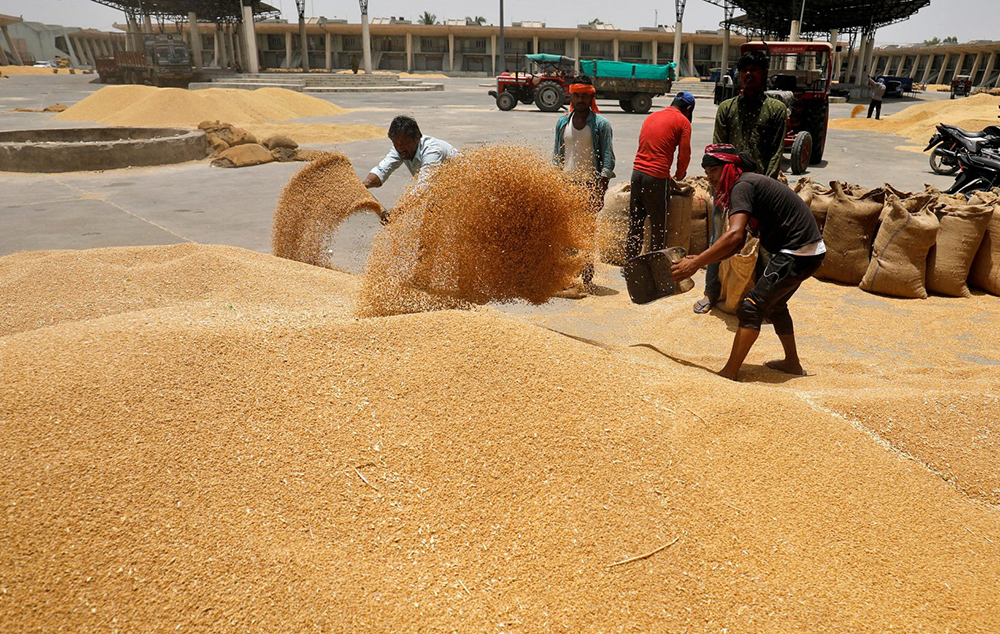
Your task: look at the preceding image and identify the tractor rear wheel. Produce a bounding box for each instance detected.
[619,99,634,113]
[630,93,652,114]
[790,131,813,175]
[535,81,565,112]
[810,130,826,164]
[496,91,517,111]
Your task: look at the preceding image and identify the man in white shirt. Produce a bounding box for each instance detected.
[363,116,458,188]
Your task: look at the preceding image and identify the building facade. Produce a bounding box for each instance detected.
[872,41,1000,88]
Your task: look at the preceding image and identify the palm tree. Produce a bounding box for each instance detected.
[466,15,487,25]
[589,18,605,26]
[419,11,437,25]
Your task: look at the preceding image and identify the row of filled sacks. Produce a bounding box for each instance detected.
[794,178,1000,299]
[595,177,713,266]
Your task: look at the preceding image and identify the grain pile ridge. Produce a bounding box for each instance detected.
[358,144,594,317]
[54,85,348,127]
[829,93,1000,145]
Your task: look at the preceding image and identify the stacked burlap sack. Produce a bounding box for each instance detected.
[596,178,712,266]
[199,121,328,168]
[795,177,1000,298]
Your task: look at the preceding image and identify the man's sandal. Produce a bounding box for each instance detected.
[693,298,713,314]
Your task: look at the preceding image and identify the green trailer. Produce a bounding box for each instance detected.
[581,59,676,113]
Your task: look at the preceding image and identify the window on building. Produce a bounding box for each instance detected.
[343,36,359,51]
[267,34,284,51]
[623,43,642,57]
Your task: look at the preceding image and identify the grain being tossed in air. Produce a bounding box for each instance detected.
[357,145,594,317]
[271,152,384,268]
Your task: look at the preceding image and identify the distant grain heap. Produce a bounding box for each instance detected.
[829,93,1000,145]
[358,145,593,317]
[55,85,347,127]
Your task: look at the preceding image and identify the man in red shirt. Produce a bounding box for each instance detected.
[625,91,695,260]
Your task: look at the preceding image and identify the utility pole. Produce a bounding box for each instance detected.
[674,0,686,77]
[499,0,505,74]
[295,0,309,71]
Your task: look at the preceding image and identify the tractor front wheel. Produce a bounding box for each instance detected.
[630,93,652,114]
[535,81,565,112]
[619,99,635,113]
[496,91,517,111]
[790,131,813,175]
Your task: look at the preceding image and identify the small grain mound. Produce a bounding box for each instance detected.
[358,145,593,317]
[244,123,385,145]
[55,85,347,127]
[271,152,383,268]
[210,143,274,168]
[829,93,1000,145]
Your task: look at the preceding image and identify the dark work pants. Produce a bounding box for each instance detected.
[704,202,726,302]
[737,252,825,335]
[867,99,882,119]
[626,169,670,261]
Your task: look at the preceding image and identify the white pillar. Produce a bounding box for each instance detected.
[970,52,983,84]
[241,5,259,73]
[406,32,412,72]
[0,36,8,65]
[218,24,229,69]
[981,51,997,87]
[360,12,372,73]
[325,32,332,70]
[894,55,905,76]
[613,37,619,62]
[213,24,221,66]
[921,55,933,84]
[720,28,731,77]
[101,37,112,56]
[532,35,538,55]
[574,36,580,75]
[687,39,695,77]
[910,54,922,79]
[830,30,842,81]
[951,52,966,83]
[490,33,496,75]
[285,31,293,68]
[652,38,658,65]
[672,22,682,76]
[188,13,203,71]
[62,29,81,66]
[788,20,800,71]
[448,33,454,72]
[85,38,100,65]
[937,53,949,84]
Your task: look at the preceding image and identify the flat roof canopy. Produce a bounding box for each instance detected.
[88,1,279,22]
[705,0,931,36]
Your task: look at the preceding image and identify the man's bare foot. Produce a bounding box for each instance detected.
[717,368,739,381]
[764,359,807,376]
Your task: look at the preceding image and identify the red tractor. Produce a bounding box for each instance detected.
[489,54,576,113]
[741,41,833,174]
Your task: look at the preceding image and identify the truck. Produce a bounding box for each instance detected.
[488,53,674,114]
[95,33,194,87]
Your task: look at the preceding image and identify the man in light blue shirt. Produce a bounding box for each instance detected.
[363,115,458,188]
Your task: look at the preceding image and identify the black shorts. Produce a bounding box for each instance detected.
[737,251,825,335]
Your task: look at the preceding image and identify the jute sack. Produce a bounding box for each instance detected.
[211,143,274,168]
[816,181,884,284]
[859,194,939,298]
[717,233,760,314]
[688,183,712,255]
[595,181,631,265]
[794,177,815,206]
[666,181,694,250]
[927,203,993,297]
[809,182,835,231]
[969,204,1000,295]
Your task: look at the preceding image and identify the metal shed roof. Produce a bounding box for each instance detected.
[88,1,278,22]
[705,0,931,36]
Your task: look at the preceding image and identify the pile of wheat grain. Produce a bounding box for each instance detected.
[54,85,347,127]
[357,145,594,317]
[829,93,1000,144]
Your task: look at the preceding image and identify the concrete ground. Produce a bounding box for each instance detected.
[1,73,959,265]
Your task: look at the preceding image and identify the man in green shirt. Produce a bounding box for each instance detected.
[695,49,788,314]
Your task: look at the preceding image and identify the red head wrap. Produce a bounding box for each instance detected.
[568,83,599,113]
[702,143,745,213]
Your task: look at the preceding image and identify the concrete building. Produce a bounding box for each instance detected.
[872,40,1000,88]
[0,15,91,66]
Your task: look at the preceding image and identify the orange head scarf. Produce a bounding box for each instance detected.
[569,83,599,113]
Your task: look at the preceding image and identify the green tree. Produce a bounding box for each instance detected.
[943,36,958,44]
[419,11,437,25]
[589,18,605,26]
[466,16,487,25]
[922,37,940,46]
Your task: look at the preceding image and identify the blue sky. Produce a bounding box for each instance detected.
[0,0,991,46]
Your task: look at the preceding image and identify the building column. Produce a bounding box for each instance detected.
[951,52,966,83]
[970,52,983,84]
[720,27,731,77]
[652,38,658,65]
[406,32,412,72]
[613,37,619,62]
[490,33,496,75]
[101,37,112,56]
[909,54,922,79]
[143,14,153,34]
[325,32,332,70]
[687,39,695,77]
[85,38,100,65]
[285,31,293,68]
[574,36,580,75]
[233,23,245,70]
[241,3,259,73]
[62,29,81,66]
[0,36,8,65]
[448,33,454,72]
[3,23,25,63]
[895,55,906,75]
[532,35,538,54]
[213,23,221,66]
[830,30,843,81]
[360,11,372,73]
[219,24,230,69]
[188,13,203,71]
[936,53,949,84]
[981,51,997,87]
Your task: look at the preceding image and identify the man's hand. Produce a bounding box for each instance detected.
[671,255,701,283]
[363,173,382,189]
[595,176,610,209]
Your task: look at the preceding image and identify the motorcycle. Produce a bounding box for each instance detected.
[945,147,1000,195]
[925,105,1000,175]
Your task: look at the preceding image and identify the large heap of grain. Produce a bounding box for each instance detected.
[358,145,593,317]
[2,243,999,633]
[54,85,348,127]
[829,93,1000,145]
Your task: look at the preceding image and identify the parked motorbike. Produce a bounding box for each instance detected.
[925,117,1000,175]
[945,147,1000,195]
